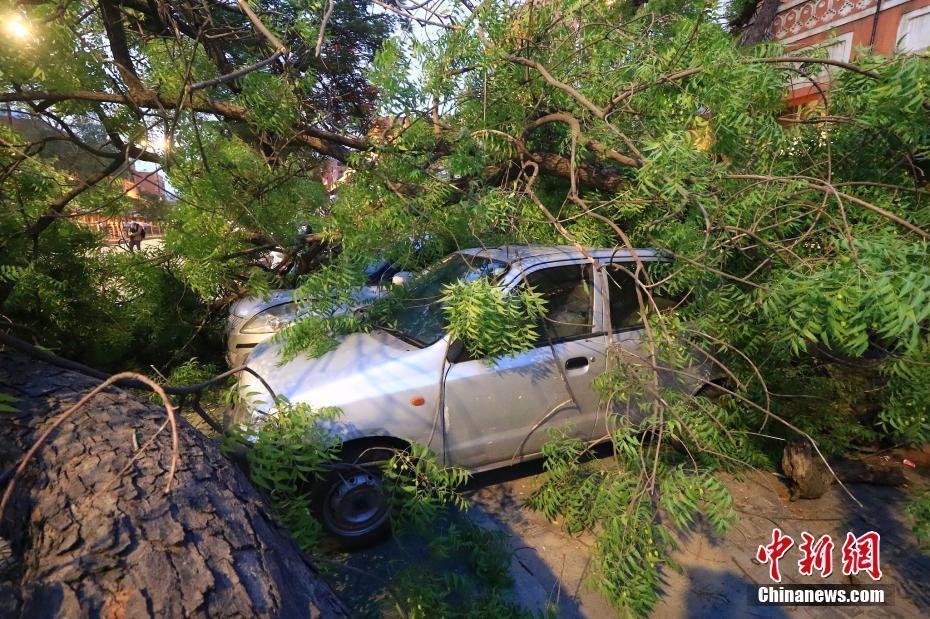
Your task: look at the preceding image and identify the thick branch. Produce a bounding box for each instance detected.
[505,54,644,164]
[739,0,780,46]
[315,0,335,57]
[524,113,640,168]
[236,0,286,51]
[531,151,626,192]
[474,127,627,192]
[188,49,284,92]
[0,90,363,160]
[98,0,148,99]
[0,356,349,617]
[505,54,606,120]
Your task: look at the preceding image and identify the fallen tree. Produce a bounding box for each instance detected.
[0,354,348,618]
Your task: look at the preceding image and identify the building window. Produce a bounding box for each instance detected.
[897,6,930,53]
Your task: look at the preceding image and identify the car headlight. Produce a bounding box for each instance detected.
[240,302,300,334]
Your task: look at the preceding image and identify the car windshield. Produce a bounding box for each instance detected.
[380,253,506,346]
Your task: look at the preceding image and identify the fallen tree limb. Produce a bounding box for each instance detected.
[0,90,361,161]
[0,355,349,617]
[0,372,179,522]
[724,174,930,240]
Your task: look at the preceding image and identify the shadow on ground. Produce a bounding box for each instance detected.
[327,449,930,618]
[838,481,930,612]
[324,505,578,617]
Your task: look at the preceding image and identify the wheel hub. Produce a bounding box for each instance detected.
[324,470,388,535]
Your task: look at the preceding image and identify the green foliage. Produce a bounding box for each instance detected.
[155,357,229,417]
[238,72,301,134]
[527,429,736,615]
[274,257,369,360]
[878,342,930,444]
[159,356,222,388]
[387,518,543,619]
[384,443,471,530]
[0,121,223,372]
[163,130,328,300]
[0,393,20,413]
[225,398,343,549]
[762,237,930,358]
[907,488,930,550]
[0,0,391,374]
[441,277,546,360]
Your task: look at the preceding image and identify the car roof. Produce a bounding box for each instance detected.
[457,244,663,268]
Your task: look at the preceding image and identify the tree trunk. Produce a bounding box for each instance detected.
[0,354,349,618]
[738,0,781,46]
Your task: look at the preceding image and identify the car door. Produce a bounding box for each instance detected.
[442,262,607,469]
[591,260,689,439]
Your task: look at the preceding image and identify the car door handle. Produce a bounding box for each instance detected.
[565,356,589,371]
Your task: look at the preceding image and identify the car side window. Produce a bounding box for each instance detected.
[524,264,594,342]
[605,263,678,330]
[447,264,594,363]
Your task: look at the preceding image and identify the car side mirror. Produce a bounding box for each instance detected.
[392,271,412,286]
[446,339,478,364]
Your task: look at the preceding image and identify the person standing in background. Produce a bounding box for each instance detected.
[127,220,146,252]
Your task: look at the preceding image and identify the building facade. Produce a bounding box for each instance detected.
[771,0,930,106]
[75,163,167,240]
[2,113,168,240]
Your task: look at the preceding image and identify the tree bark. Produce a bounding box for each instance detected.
[0,354,349,618]
[739,0,781,46]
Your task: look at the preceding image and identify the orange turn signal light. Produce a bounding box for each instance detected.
[410,396,426,406]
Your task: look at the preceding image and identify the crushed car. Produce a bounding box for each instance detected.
[231,245,713,547]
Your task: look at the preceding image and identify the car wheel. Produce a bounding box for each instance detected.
[312,445,394,550]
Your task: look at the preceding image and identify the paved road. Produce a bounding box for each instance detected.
[331,452,930,617]
[99,238,164,254]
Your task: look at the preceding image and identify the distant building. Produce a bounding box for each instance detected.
[2,112,166,240]
[125,165,166,201]
[77,163,166,240]
[770,0,930,107]
[3,112,113,178]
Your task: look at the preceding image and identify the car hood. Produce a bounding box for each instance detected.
[241,329,430,410]
[230,289,295,319]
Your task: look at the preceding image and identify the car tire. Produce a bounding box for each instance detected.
[312,444,396,550]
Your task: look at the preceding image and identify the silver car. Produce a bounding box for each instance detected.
[234,245,710,547]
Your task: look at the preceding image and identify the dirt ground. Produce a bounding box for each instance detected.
[98,238,164,255]
[333,449,930,618]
